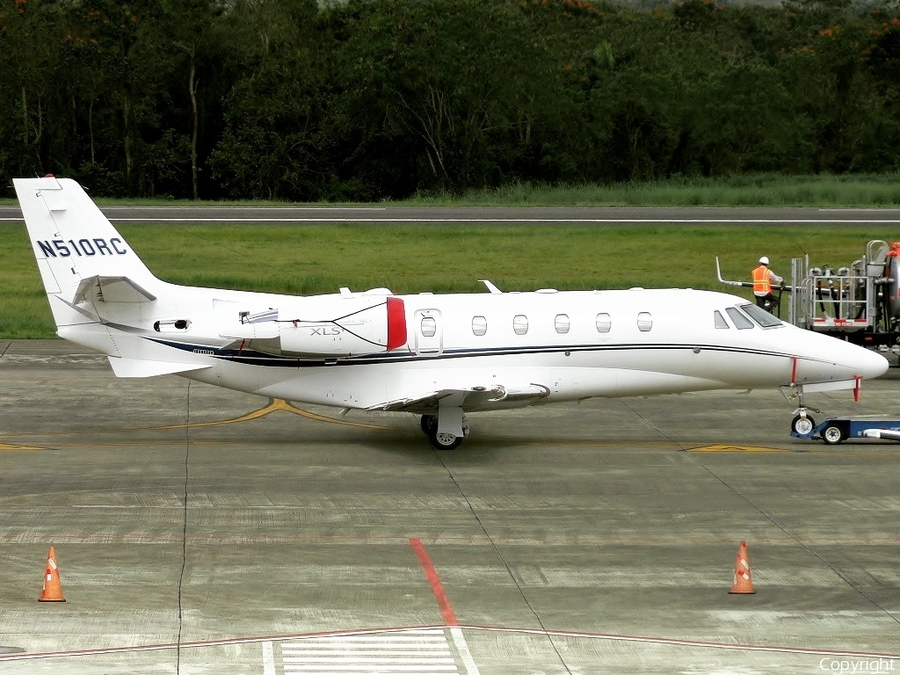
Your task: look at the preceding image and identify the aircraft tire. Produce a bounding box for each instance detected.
[430,432,462,451]
[791,414,816,436]
[420,414,438,436]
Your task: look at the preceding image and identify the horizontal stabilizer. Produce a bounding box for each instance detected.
[74,275,157,304]
[107,356,211,378]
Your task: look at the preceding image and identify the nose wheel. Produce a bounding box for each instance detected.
[791,413,816,436]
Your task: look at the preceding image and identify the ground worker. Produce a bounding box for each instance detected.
[752,256,784,310]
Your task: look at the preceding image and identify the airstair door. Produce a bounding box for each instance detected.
[414,309,443,356]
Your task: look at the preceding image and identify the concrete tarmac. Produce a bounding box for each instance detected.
[1,340,900,674]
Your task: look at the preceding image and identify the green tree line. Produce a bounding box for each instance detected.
[2,0,899,200]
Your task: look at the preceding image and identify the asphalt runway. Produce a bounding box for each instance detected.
[2,203,900,225]
[1,339,900,674]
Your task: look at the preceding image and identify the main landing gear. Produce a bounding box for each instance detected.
[420,413,469,450]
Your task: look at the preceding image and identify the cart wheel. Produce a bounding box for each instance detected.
[792,414,816,436]
[821,423,846,445]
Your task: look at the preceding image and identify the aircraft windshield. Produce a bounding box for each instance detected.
[739,303,783,328]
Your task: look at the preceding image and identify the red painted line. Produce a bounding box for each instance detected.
[410,537,458,626]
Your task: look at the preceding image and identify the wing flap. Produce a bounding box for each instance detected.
[370,383,549,413]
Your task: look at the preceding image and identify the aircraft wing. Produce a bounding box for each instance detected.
[371,383,550,414]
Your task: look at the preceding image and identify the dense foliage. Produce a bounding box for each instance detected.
[2,0,899,200]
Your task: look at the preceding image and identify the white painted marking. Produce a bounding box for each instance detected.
[449,627,480,675]
[279,628,463,675]
[262,641,276,675]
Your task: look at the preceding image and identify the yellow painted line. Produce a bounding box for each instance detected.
[689,444,900,457]
[689,444,789,453]
[0,400,395,446]
[142,399,392,432]
[0,442,43,451]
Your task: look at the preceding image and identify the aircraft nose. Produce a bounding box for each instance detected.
[857,346,891,379]
[827,336,890,380]
[794,332,890,384]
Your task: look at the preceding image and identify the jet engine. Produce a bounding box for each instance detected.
[222,295,407,358]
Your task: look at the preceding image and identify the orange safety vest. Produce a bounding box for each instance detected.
[752,265,771,295]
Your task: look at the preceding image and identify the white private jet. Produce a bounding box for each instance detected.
[14,176,889,449]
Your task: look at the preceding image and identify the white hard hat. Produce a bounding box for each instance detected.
[759,256,769,265]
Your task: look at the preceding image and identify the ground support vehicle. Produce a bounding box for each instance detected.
[718,240,900,357]
[790,415,900,444]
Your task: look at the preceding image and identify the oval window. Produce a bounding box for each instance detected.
[596,313,611,334]
[554,314,570,334]
[637,312,652,332]
[421,316,437,338]
[513,314,528,335]
[472,315,487,336]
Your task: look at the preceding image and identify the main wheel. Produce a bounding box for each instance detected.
[430,431,462,451]
[791,414,816,436]
[420,414,438,436]
[821,423,846,445]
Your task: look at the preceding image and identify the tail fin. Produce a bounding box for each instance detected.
[14,177,160,331]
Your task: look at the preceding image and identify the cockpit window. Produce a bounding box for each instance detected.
[725,306,754,329]
[740,303,783,328]
[714,310,729,329]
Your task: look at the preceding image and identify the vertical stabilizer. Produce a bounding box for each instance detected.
[14,177,160,330]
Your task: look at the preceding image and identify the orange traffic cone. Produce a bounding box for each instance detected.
[729,541,755,594]
[38,547,66,602]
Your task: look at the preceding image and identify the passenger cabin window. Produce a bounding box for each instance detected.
[421,316,437,338]
[472,315,487,336]
[513,314,528,336]
[596,313,611,333]
[725,307,754,329]
[554,314,570,334]
[714,310,729,329]
[636,312,652,332]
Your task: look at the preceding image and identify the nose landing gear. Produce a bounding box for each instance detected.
[786,382,823,437]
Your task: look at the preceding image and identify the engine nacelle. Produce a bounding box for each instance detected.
[222,296,407,357]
